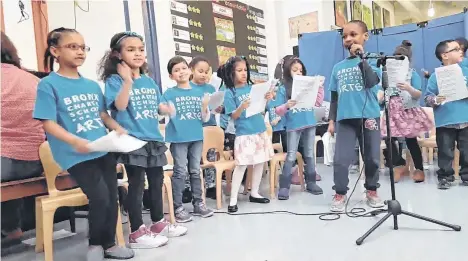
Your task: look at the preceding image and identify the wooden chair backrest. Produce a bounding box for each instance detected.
[202,126,227,164]
[165,150,174,166]
[38,142,67,197]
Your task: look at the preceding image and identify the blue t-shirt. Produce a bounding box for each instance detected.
[460,57,468,69]
[105,74,164,142]
[223,85,266,136]
[411,70,422,90]
[277,84,318,131]
[329,57,382,121]
[426,66,468,128]
[191,82,217,127]
[266,86,286,132]
[161,86,205,143]
[33,72,107,170]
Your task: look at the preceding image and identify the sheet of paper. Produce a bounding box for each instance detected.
[246,81,273,118]
[386,57,410,94]
[88,131,147,153]
[435,64,468,102]
[208,91,225,111]
[291,75,320,109]
[209,74,223,91]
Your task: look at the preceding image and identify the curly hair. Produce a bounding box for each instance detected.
[216,56,253,90]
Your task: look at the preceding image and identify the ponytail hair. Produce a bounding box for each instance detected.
[217,56,253,90]
[44,27,78,72]
[393,40,413,62]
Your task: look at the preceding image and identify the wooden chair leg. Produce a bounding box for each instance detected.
[42,209,56,261]
[216,168,223,210]
[200,169,206,204]
[428,148,434,164]
[454,148,460,178]
[163,177,175,223]
[115,205,125,247]
[35,199,44,253]
[269,160,277,199]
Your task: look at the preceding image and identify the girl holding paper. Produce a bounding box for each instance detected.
[274,57,324,200]
[100,32,187,249]
[380,40,433,183]
[35,28,134,260]
[220,56,274,213]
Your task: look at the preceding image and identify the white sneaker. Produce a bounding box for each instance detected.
[128,225,168,249]
[150,219,188,238]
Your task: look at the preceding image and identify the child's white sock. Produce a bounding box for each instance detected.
[249,163,265,198]
[229,165,247,206]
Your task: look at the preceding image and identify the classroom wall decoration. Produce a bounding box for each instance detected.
[334,0,348,28]
[362,4,373,30]
[372,2,383,29]
[170,0,268,83]
[383,8,391,27]
[351,0,362,21]
[288,11,319,39]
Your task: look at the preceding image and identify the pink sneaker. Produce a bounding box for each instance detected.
[150,219,188,238]
[291,166,301,185]
[129,225,168,249]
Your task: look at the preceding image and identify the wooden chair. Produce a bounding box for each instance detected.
[35,142,125,261]
[162,150,175,224]
[201,126,236,209]
[265,125,305,199]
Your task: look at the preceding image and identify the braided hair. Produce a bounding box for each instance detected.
[217,56,253,91]
[43,27,78,72]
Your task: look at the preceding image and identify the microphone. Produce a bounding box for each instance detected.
[348,45,363,58]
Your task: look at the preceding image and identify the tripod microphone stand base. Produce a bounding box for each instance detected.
[356,200,462,245]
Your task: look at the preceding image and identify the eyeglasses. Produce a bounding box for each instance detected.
[57,44,91,52]
[444,47,461,54]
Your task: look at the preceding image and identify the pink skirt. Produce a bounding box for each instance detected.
[381,96,433,138]
[234,132,274,166]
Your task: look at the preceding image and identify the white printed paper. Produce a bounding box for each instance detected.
[291,75,321,109]
[88,131,147,153]
[435,64,468,102]
[258,57,268,65]
[208,91,225,111]
[209,74,223,90]
[256,27,266,36]
[174,41,191,53]
[256,17,265,25]
[246,80,274,118]
[256,37,266,46]
[171,15,189,28]
[257,47,267,56]
[386,57,410,92]
[212,3,233,18]
[173,28,190,41]
[257,65,268,74]
[170,1,188,14]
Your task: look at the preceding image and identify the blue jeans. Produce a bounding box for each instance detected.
[279,127,317,189]
[170,141,203,209]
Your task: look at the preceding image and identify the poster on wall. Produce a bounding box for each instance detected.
[351,0,362,21]
[170,0,268,83]
[372,2,383,29]
[288,12,318,39]
[362,4,373,30]
[383,8,391,27]
[334,0,348,28]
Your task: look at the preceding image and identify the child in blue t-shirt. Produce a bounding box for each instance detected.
[99,32,187,249]
[162,56,213,222]
[274,57,324,199]
[424,39,468,189]
[33,28,134,261]
[220,56,274,213]
[266,84,287,151]
[186,56,221,200]
[328,20,385,212]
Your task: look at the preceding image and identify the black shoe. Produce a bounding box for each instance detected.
[438,178,450,190]
[249,196,270,204]
[206,187,217,200]
[228,205,238,213]
[460,180,468,186]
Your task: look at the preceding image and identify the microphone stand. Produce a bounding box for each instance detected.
[355,54,461,245]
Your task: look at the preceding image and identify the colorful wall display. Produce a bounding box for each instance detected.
[334,0,348,28]
[351,0,362,21]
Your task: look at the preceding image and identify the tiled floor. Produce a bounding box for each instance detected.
[2,164,467,261]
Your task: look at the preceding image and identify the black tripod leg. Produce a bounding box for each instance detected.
[393,215,398,230]
[401,211,461,231]
[356,212,393,245]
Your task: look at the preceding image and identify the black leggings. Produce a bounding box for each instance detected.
[67,154,118,249]
[125,166,164,232]
[385,137,423,171]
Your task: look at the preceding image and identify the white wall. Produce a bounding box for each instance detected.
[2,0,37,70]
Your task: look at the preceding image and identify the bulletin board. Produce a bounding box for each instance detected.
[170,0,268,83]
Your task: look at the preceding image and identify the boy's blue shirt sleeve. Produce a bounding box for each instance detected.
[104,75,123,110]
[33,81,57,121]
[223,88,236,115]
[425,73,439,96]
